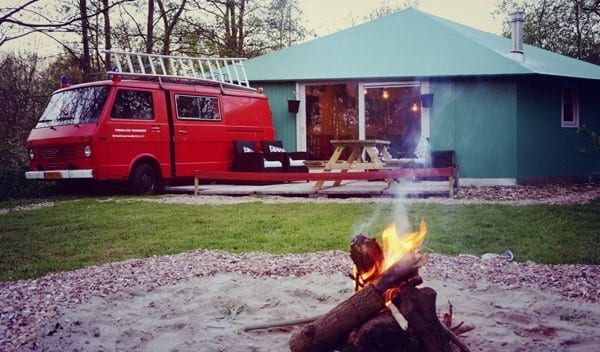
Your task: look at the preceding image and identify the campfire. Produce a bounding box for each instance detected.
[289,219,474,352]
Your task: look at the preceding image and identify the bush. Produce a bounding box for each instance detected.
[0,163,60,200]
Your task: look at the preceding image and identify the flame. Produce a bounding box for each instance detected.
[352,218,427,293]
[381,218,427,272]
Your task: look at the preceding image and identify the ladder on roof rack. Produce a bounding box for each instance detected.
[104,50,251,89]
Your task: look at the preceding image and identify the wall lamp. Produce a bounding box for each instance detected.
[421,93,434,108]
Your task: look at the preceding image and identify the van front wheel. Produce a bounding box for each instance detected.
[129,163,161,195]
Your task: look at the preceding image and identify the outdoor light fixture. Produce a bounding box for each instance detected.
[411,102,419,112]
[287,91,300,114]
[382,90,389,99]
[421,93,434,108]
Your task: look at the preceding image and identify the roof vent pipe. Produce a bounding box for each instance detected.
[509,11,525,62]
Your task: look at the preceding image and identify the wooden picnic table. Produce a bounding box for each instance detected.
[313,139,395,190]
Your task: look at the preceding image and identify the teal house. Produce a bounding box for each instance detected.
[243,8,600,185]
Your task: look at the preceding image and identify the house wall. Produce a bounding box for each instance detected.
[430,79,517,180]
[258,82,298,151]
[257,77,599,184]
[515,77,600,183]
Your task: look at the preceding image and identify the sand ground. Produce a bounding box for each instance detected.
[36,272,600,352]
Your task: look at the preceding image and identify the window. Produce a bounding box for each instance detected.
[561,88,579,128]
[111,90,154,120]
[363,84,422,158]
[36,86,109,128]
[175,95,221,120]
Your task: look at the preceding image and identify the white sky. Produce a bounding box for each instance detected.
[300,0,505,37]
[1,0,506,56]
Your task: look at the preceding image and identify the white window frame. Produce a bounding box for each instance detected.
[297,80,429,150]
[561,88,579,128]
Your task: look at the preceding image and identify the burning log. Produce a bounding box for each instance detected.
[350,234,384,290]
[289,251,426,352]
[347,311,417,352]
[288,221,472,352]
[392,286,451,352]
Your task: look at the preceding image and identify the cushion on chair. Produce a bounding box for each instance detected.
[263,159,283,168]
[231,140,284,172]
[289,159,306,167]
[233,140,258,154]
[261,140,285,153]
[261,140,309,173]
[268,145,287,153]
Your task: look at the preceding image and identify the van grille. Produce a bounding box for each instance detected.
[46,160,71,169]
[39,146,76,159]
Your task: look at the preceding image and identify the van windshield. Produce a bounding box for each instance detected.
[36,86,110,128]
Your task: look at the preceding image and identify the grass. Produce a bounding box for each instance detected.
[0,197,598,281]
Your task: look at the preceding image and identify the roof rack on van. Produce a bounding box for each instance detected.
[104,50,252,90]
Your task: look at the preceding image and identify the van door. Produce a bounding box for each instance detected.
[102,88,169,180]
[171,93,229,175]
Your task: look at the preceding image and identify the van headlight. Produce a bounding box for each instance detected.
[29,149,35,160]
[84,145,92,158]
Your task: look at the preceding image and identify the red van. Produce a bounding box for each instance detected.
[25,51,275,194]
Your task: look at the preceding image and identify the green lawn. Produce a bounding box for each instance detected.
[1,197,598,281]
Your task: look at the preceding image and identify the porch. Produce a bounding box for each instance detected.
[167,178,454,199]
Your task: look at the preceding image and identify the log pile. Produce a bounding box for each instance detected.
[289,234,473,352]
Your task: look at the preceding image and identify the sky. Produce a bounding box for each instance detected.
[1,0,506,55]
[300,0,505,37]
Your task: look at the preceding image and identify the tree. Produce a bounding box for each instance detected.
[146,0,154,53]
[494,0,600,64]
[1,0,58,48]
[184,0,309,58]
[155,0,188,54]
[264,0,308,51]
[188,0,255,57]
[79,0,91,80]
[111,1,148,52]
[102,0,112,71]
[0,53,57,199]
[1,0,134,79]
[108,0,190,55]
[365,0,421,20]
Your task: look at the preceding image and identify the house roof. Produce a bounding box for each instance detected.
[244,8,600,82]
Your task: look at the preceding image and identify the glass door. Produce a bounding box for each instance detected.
[305,83,358,160]
[364,85,422,159]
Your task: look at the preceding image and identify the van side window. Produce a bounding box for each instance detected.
[175,95,221,121]
[111,90,154,120]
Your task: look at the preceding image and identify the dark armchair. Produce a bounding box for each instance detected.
[260,140,310,173]
[430,150,456,168]
[429,150,459,188]
[230,140,284,172]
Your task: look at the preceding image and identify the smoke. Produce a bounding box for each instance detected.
[350,201,385,237]
[350,181,413,239]
[391,182,411,235]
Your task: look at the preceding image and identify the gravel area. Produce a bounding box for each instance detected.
[455,182,600,205]
[1,183,598,350]
[1,250,599,350]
